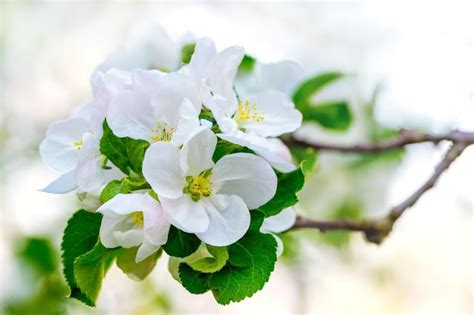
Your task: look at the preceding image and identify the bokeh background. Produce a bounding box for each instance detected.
[1,1,473,314]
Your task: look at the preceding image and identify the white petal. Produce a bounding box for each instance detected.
[171,98,202,146]
[39,117,89,173]
[259,60,303,95]
[261,207,297,233]
[100,215,126,248]
[152,72,201,115]
[40,170,78,194]
[242,91,302,137]
[97,193,147,215]
[196,195,250,246]
[212,153,277,209]
[113,229,143,248]
[143,142,185,199]
[141,195,171,246]
[160,195,209,234]
[132,69,165,96]
[188,37,217,84]
[207,95,238,132]
[218,131,296,172]
[272,233,284,257]
[180,127,216,176]
[136,239,161,263]
[207,46,244,110]
[75,156,104,192]
[107,90,156,141]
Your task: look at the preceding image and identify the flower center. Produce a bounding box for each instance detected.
[73,139,83,149]
[150,122,174,142]
[130,211,144,228]
[234,100,264,126]
[183,169,213,202]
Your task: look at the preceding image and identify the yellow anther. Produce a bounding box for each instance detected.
[150,122,174,142]
[73,139,83,149]
[183,169,213,202]
[234,100,264,125]
[130,211,144,228]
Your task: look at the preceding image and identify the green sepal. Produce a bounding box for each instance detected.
[116,247,162,281]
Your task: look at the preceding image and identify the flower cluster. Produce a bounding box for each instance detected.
[41,28,307,305]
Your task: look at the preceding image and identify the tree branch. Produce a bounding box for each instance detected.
[288,131,472,244]
[284,129,474,154]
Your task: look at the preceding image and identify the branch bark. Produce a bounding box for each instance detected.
[284,129,474,154]
[288,129,473,244]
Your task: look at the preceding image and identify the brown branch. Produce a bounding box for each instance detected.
[284,129,474,154]
[289,139,471,244]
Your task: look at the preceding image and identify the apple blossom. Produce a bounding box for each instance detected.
[39,70,128,193]
[188,38,302,172]
[142,127,277,246]
[106,69,204,146]
[97,193,171,263]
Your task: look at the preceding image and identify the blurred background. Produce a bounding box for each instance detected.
[0,1,473,314]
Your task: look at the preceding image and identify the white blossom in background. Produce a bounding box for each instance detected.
[188,38,302,172]
[106,69,205,146]
[97,193,170,262]
[261,207,297,256]
[142,127,278,246]
[236,60,303,97]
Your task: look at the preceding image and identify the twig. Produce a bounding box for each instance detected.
[288,132,472,244]
[284,129,474,154]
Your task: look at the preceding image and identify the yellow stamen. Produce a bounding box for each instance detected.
[183,169,213,202]
[234,100,264,126]
[73,139,83,149]
[130,211,144,228]
[150,121,174,142]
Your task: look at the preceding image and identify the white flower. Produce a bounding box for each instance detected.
[187,37,245,116]
[142,127,277,246]
[106,69,204,146]
[188,38,302,172]
[97,193,171,263]
[261,207,297,256]
[39,116,103,193]
[39,70,128,194]
[93,22,193,76]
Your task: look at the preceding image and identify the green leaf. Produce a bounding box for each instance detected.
[290,147,318,177]
[61,210,102,306]
[116,247,162,281]
[18,237,58,274]
[162,226,201,258]
[73,242,118,305]
[248,209,265,231]
[178,264,211,294]
[187,245,228,273]
[100,121,149,175]
[292,72,344,106]
[181,43,196,64]
[212,138,252,162]
[292,72,352,130]
[258,168,305,217]
[100,180,125,203]
[209,231,277,304]
[238,54,256,74]
[179,228,278,304]
[302,100,351,130]
[99,177,150,203]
